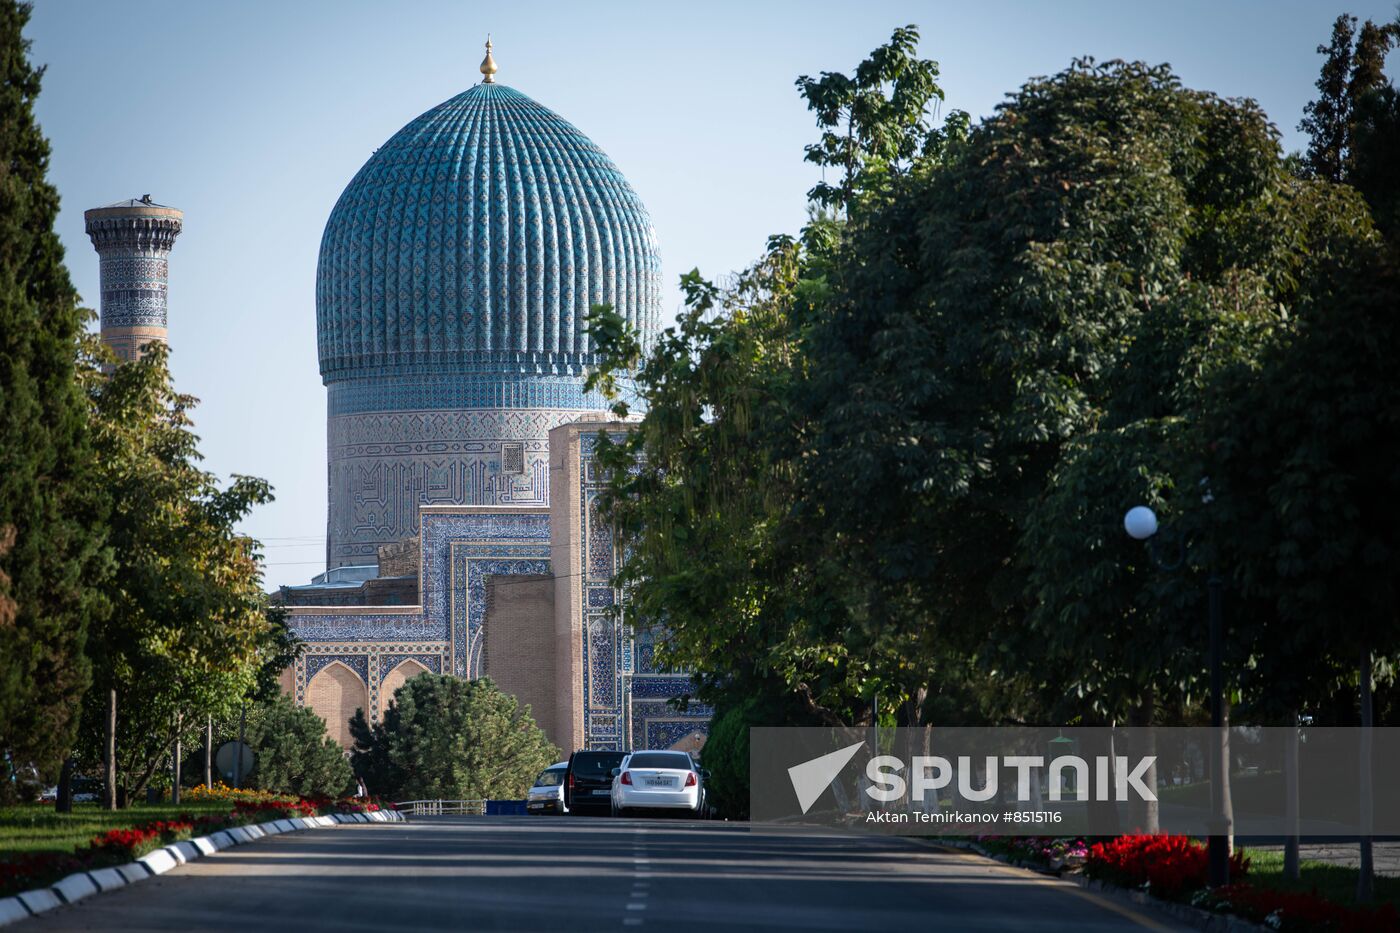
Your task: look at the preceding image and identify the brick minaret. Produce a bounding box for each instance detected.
[84,195,183,362]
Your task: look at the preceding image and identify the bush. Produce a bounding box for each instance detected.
[1084,834,1250,901]
[701,699,757,820]
[351,675,557,800]
[242,695,355,798]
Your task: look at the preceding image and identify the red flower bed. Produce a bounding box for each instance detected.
[1197,884,1399,933]
[232,799,315,819]
[0,852,86,896]
[90,818,195,859]
[1084,834,1250,901]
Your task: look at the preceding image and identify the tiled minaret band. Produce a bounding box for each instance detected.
[84,195,183,363]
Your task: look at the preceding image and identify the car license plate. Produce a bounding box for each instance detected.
[591,789,610,795]
[646,777,673,787]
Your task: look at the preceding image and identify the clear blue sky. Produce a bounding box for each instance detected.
[27,0,1398,587]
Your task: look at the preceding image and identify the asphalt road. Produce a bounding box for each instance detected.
[24,815,1191,932]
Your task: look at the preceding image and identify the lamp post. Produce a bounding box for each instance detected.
[1125,505,1231,888]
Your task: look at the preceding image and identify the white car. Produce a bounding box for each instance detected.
[526,761,569,815]
[610,750,707,817]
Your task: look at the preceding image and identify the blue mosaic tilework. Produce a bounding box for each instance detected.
[421,511,550,624]
[327,408,573,564]
[632,698,713,751]
[86,215,182,331]
[327,375,636,417]
[305,653,369,684]
[380,653,442,676]
[631,676,697,699]
[288,614,444,643]
[453,550,550,677]
[293,511,550,663]
[578,430,626,748]
[316,83,662,383]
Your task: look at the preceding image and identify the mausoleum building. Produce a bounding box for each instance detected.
[278,43,709,754]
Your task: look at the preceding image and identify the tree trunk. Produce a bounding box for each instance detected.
[902,688,927,811]
[204,715,213,788]
[1222,696,1234,855]
[55,757,74,814]
[1084,725,1121,837]
[171,712,182,805]
[235,704,247,788]
[104,687,117,810]
[1358,648,1374,903]
[1284,711,1301,881]
[1130,688,1159,833]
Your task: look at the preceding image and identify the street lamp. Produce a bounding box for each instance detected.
[1124,504,1231,888]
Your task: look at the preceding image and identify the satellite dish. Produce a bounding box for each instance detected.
[215,741,254,783]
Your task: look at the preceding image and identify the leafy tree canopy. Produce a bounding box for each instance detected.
[350,675,556,801]
[80,341,275,802]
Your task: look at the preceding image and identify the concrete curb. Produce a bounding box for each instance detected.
[919,839,1269,933]
[0,809,406,926]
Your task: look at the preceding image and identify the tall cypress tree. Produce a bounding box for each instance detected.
[1299,13,1399,183]
[0,0,107,800]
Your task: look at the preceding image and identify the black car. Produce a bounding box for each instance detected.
[564,749,626,815]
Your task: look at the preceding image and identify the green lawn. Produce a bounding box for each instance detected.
[1240,847,1400,908]
[0,801,234,857]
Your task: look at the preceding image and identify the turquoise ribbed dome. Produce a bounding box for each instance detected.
[316,82,662,385]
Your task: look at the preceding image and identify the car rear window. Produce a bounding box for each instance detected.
[571,752,626,776]
[534,768,565,787]
[627,752,693,770]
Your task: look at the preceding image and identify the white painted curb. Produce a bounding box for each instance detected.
[0,810,405,925]
[0,900,27,925]
[16,890,61,915]
[50,873,97,905]
[137,848,178,876]
[87,867,126,892]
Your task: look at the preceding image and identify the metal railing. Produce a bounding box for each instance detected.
[394,799,487,816]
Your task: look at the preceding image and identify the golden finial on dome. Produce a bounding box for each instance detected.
[480,36,498,84]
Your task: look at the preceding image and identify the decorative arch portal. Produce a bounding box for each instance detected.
[378,658,431,717]
[668,730,708,756]
[305,660,368,748]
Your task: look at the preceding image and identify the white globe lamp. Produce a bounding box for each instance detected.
[1123,506,1159,541]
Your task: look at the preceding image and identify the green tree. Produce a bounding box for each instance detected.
[1202,237,1399,900]
[587,28,964,727]
[0,0,109,800]
[1299,13,1398,183]
[796,24,963,212]
[800,56,1382,744]
[241,694,353,798]
[350,675,556,801]
[82,342,274,806]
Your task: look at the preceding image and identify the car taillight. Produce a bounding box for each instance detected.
[621,771,632,785]
[685,772,697,787]
[568,772,574,789]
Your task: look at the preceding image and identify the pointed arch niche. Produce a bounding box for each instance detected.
[379,659,432,717]
[306,660,368,748]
